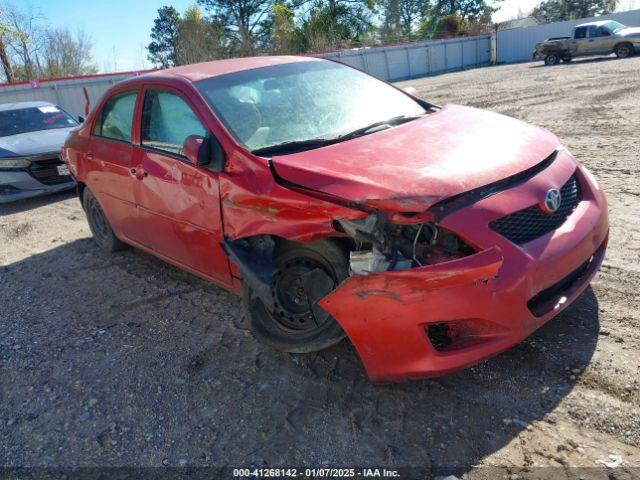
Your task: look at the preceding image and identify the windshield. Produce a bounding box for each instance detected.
[606,21,626,33]
[0,105,77,137]
[196,60,426,153]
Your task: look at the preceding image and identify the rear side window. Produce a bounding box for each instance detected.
[141,90,206,156]
[574,27,588,39]
[93,91,137,142]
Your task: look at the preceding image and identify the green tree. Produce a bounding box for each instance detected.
[148,6,181,67]
[380,0,427,40]
[532,0,618,23]
[420,0,499,38]
[198,0,274,55]
[176,6,228,63]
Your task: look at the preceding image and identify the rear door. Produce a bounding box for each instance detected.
[132,86,230,282]
[87,89,142,241]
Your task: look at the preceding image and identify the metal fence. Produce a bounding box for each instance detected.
[319,35,493,81]
[497,8,640,63]
[0,71,147,120]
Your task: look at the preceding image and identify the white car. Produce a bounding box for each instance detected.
[0,101,78,203]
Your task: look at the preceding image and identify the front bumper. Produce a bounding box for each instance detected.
[320,151,609,382]
[0,169,75,204]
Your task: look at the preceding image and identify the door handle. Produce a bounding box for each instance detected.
[86,152,94,161]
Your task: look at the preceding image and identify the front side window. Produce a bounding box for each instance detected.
[0,105,77,137]
[196,60,426,153]
[588,26,600,37]
[141,90,206,156]
[93,91,137,142]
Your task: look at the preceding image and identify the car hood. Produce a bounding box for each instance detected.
[0,127,75,157]
[270,104,559,212]
[620,27,640,37]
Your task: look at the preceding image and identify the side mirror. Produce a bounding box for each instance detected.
[402,86,420,98]
[78,115,85,123]
[182,133,226,172]
[183,135,205,166]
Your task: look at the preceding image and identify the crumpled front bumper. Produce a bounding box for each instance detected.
[319,153,608,382]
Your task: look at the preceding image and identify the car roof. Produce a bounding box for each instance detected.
[0,100,56,112]
[132,55,324,84]
[575,20,613,28]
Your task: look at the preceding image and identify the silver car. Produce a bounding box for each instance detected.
[534,20,640,65]
[0,101,78,203]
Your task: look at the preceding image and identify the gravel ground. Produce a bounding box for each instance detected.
[1,55,640,478]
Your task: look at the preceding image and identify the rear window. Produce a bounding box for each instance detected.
[0,105,77,137]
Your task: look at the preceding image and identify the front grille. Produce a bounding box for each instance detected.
[489,174,581,245]
[28,156,72,185]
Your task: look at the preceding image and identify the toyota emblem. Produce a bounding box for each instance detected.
[541,188,562,214]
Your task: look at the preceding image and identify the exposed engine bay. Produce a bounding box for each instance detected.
[336,214,476,275]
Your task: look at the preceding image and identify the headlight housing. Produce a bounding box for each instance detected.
[0,157,31,169]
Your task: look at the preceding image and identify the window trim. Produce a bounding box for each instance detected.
[90,89,139,145]
[138,86,208,163]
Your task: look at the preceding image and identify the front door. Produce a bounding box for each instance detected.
[132,87,230,283]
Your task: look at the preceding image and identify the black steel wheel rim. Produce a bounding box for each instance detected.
[270,259,334,332]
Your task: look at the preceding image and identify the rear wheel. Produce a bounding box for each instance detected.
[544,52,561,65]
[615,43,634,59]
[242,239,348,353]
[82,188,126,253]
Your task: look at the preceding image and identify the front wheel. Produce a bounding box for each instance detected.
[615,43,634,59]
[82,188,126,253]
[242,239,348,353]
[544,53,561,65]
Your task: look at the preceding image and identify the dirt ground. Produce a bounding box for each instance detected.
[1,55,640,478]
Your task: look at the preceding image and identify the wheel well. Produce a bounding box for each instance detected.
[615,41,633,49]
[223,234,349,302]
[76,181,86,207]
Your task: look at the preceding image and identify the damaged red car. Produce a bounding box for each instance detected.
[63,56,608,382]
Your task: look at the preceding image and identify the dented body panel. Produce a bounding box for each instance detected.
[270,105,559,211]
[320,156,609,381]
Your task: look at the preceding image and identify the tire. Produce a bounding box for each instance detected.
[82,188,126,253]
[242,239,349,353]
[544,53,561,65]
[615,43,634,59]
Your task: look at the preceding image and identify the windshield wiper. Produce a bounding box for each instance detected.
[252,138,338,156]
[337,114,424,141]
[252,114,424,156]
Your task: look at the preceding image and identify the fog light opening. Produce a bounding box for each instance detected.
[428,323,454,351]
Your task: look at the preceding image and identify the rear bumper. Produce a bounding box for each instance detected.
[320,152,608,382]
[0,170,75,204]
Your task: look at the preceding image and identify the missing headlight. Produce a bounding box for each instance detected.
[338,215,476,274]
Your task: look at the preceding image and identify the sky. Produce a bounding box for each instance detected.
[16,0,640,72]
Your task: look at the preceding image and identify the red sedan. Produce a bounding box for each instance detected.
[63,56,608,382]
